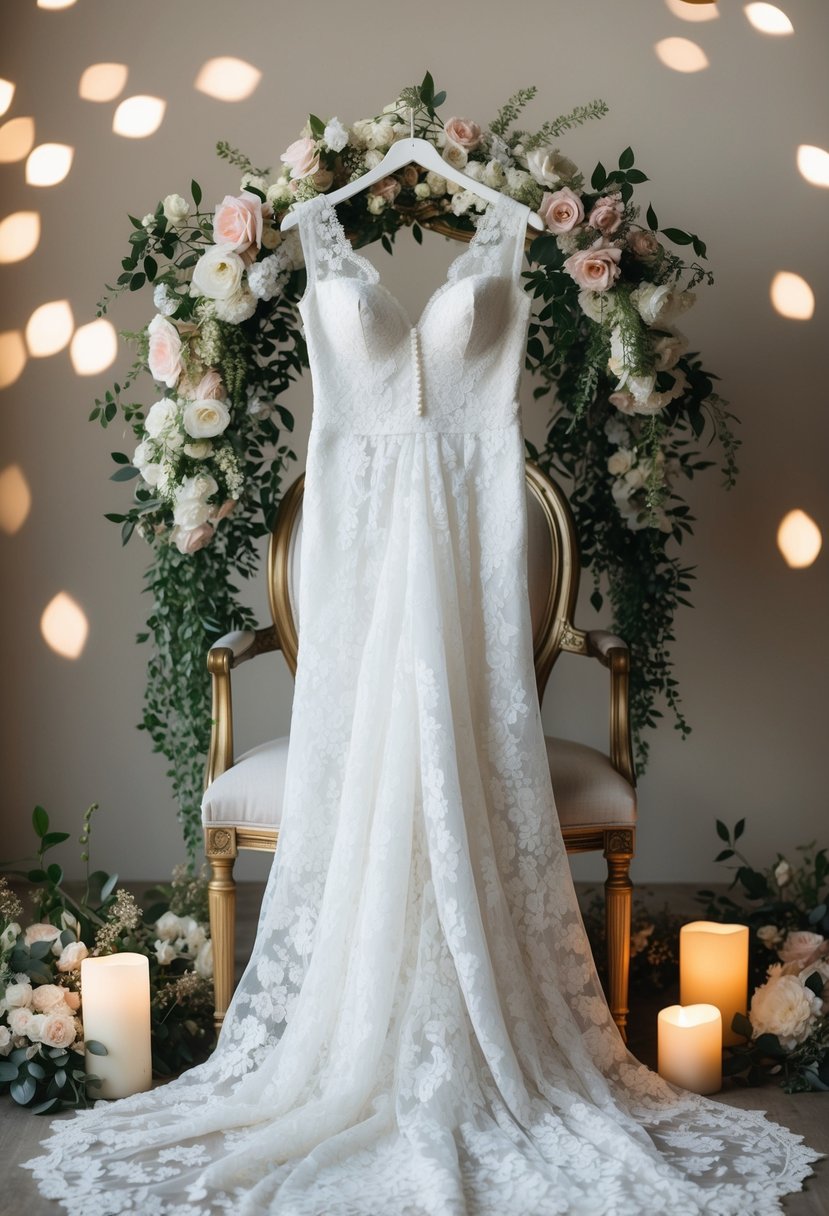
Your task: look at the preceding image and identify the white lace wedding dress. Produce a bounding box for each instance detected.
[24,190,820,1214]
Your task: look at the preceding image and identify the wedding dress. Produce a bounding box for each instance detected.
[24,189,820,1215]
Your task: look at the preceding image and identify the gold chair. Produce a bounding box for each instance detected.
[202,461,637,1039]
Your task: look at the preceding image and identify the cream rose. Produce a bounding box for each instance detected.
[563,240,621,292]
[628,229,660,259]
[443,117,482,150]
[749,973,822,1051]
[607,449,635,477]
[183,398,231,440]
[154,940,177,966]
[779,930,827,969]
[147,314,183,388]
[155,911,183,941]
[774,859,793,888]
[144,397,179,441]
[195,939,213,980]
[31,984,70,1013]
[588,193,624,236]
[442,141,468,171]
[653,331,688,372]
[280,136,319,180]
[213,191,265,258]
[56,941,88,972]
[39,1012,77,1049]
[23,923,61,947]
[3,980,33,1010]
[757,924,784,950]
[526,148,578,187]
[630,282,674,326]
[183,440,211,460]
[8,1007,35,1036]
[539,188,584,234]
[191,244,245,301]
[162,193,189,227]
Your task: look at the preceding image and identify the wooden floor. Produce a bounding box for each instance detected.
[3,882,827,1215]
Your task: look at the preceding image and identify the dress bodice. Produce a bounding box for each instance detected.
[295,190,533,434]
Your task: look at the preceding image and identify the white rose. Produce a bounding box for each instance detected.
[425,171,447,196]
[442,142,468,170]
[526,147,578,186]
[628,372,658,404]
[482,160,506,190]
[173,499,210,530]
[56,941,88,972]
[774,859,793,888]
[154,911,183,941]
[154,940,177,966]
[413,182,431,201]
[191,244,245,301]
[183,440,212,459]
[607,449,635,477]
[23,923,61,947]
[779,930,826,969]
[214,287,257,325]
[178,473,218,502]
[8,1006,35,1036]
[141,463,163,488]
[153,282,180,317]
[323,116,349,153]
[630,282,674,326]
[144,397,179,440]
[195,939,213,980]
[578,290,614,325]
[39,1012,77,1049]
[450,190,477,217]
[183,398,231,440]
[366,195,386,216]
[757,925,784,950]
[0,1025,11,1055]
[31,984,70,1013]
[749,973,822,1051]
[624,465,648,493]
[367,120,395,150]
[162,193,189,226]
[1,922,20,950]
[653,330,688,372]
[186,924,207,952]
[3,980,33,1009]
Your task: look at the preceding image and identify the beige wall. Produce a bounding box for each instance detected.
[3,0,827,886]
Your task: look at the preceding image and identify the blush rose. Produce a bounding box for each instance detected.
[563,240,622,292]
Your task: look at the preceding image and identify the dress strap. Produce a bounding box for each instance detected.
[446,193,533,287]
[297,193,379,288]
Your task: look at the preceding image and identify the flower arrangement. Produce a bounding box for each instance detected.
[94,72,736,857]
[697,820,829,1092]
[0,806,215,1112]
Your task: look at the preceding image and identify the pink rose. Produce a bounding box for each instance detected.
[23,923,61,947]
[39,1012,76,1049]
[563,239,622,292]
[539,188,585,234]
[31,984,69,1013]
[213,191,265,261]
[209,499,237,524]
[370,176,402,204]
[444,117,482,150]
[779,931,828,969]
[172,522,215,554]
[194,369,225,400]
[280,137,319,180]
[628,229,660,259]
[588,193,624,235]
[147,314,183,388]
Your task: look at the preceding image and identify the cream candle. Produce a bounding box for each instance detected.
[658,1004,722,1094]
[81,952,152,1099]
[680,921,749,1046]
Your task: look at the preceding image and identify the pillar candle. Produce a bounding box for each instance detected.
[658,1004,722,1094]
[81,952,152,1099]
[680,921,749,1046]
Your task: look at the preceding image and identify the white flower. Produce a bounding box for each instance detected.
[526,147,578,187]
[607,449,635,477]
[505,167,534,194]
[141,212,155,229]
[7,1006,35,1036]
[153,282,180,317]
[154,940,177,966]
[155,910,183,941]
[578,290,615,325]
[247,252,291,302]
[144,397,179,440]
[775,859,793,888]
[367,119,395,150]
[323,116,349,153]
[481,160,506,190]
[757,924,784,949]
[266,180,294,210]
[214,287,257,325]
[442,142,468,171]
[366,194,386,216]
[141,463,163,488]
[450,190,478,217]
[183,398,231,440]
[183,440,212,460]
[425,170,447,196]
[653,330,688,372]
[3,980,33,1010]
[179,473,218,502]
[56,941,88,972]
[162,193,189,226]
[630,282,677,326]
[413,182,431,201]
[31,984,70,1013]
[191,244,245,301]
[779,930,826,968]
[240,172,268,195]
[185,924,207,952]
[0,1025,11,1055]
[604,417,629,446]
[0,922,20,950]
[195,939,213,980]
[39,1011,77,1049]
[23,923,61,947]
[749,972,822,1051]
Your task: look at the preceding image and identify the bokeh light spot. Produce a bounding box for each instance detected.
[70,318,117,375]
[654,37,710,71]
[770,272,815,320]
[0,466,32,534]
[113,95,166,138]
[797,145,829,188]
[664,0,719,20]
[777,511,822,568]
[26,300,75,357]
[41,593,89,659]
[0,211,41,263]
[195,57,262,102]
[0,79,14,117]
[37,0,77,7]
[744,3,793,33]
[0,117,35,163]
[26,142,74,186]
[79,63,128,102]
[0,331,27,388]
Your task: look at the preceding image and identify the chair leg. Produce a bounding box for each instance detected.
[204,826,238,1034]
[603,828,634,1044]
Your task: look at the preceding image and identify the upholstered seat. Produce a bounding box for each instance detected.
[202,462,637,1040]
[202,734,636,833]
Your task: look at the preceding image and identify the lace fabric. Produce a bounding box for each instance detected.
[22,189,821,1214]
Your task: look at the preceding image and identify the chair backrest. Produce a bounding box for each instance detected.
[268,460,582,700]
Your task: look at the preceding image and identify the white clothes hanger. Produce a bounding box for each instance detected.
[280,108,544,232]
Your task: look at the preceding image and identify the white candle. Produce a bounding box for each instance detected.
[658,1004,722,1094]
[81,952,152,1099]
[680,921,749,1046]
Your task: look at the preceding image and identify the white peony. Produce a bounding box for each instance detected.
[162,193,189,226]
[155,911,183,941]
[3,979,33,1009]
[778,930,826,969]
[183,398,231,440]
[7,1006,35,1036]
[323,116,349,153]
[154,940,177,966]
[214,287,257,325]
[749,972,822,1051]
[195,939,213,980]
[191,244,245,301]
[178,473,218,502]
[56,941,88,972]
[144,397,180,441]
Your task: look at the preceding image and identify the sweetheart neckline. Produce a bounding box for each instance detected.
[313,189,511,333]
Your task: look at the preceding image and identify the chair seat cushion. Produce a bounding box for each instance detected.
[202,735,636,833]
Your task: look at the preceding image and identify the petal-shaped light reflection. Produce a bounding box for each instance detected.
[770,272,815,320]
[0,117,35,163]
[195,57,262,102]
[744,3,793,33]
[41,593,89,659]
[0,211,41,263]
[26,143,74,186]
[654,37,710,71]
[0,331,27,387]
[113,95,166,138]
[797,145,829,188]
[664,0,719,20]
[0,465,32,534]
[0,79,14,117]
[777,510,822,568]
[70,318,117,375]
[79,63,128,102]
[26,300,75,356]
[38,0,77,7]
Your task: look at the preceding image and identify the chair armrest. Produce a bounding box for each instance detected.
[585,630,637,788]
[204,625,281,789]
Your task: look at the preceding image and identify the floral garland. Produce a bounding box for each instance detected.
[95,74,738,858]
